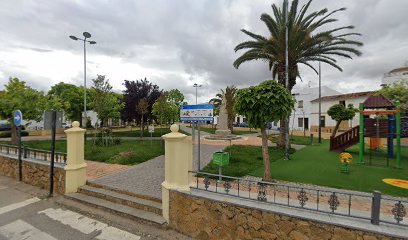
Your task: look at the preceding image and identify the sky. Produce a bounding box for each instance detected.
[0,0,407,104]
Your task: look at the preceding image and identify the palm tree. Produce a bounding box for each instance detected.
[233,0,363,146]
[209,86,237,131]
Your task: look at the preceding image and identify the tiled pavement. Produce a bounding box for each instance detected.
[91,144,223,200]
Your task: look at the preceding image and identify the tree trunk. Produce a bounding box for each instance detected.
[140,114,143,138]
[277,117,286,147]
[11,125,18,145]
[331,120,342,138]
[260,127,271,181]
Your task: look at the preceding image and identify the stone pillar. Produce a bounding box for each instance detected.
[161,124,192,223]
[64,121,87,193]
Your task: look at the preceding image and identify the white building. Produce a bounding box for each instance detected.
[288,86,341,132]
[382,63,408,86]
[309,91,374,132]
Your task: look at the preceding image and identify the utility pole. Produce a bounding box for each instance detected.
[284,0,290,160]
[318,62,322,143]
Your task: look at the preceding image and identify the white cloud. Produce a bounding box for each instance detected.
[0,0,407,103]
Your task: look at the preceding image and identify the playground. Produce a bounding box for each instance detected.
[202,95,408,197]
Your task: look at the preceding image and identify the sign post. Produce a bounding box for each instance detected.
[148,125,155,146]
[49,111,57,196]
[14,110,23,181]
[180,104,213,171]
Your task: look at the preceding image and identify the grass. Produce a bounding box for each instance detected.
[202,141,408,197]
[187,126,256,135]
[1,140,164,165]
[268,134,319,145]
[86,127,190,138]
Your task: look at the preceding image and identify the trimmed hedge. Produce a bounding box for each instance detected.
[0,131,29,138]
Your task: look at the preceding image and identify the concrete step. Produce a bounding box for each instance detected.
[87,181,162,203]
[79,185,162,215]
[65,192,167,226]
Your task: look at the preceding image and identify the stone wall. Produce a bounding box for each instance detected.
[0,154,65,194]
[169,190,400,240]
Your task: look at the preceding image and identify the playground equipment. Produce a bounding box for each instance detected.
[330,95,407,168]
[339,152,353,174]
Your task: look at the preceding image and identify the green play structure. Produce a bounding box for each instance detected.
[330,95,407,168]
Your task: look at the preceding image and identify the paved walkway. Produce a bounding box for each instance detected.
[91,144,222,200]
[91,126,306,199]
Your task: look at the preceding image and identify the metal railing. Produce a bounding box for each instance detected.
[191,171,407,227]
[0,144,67,164]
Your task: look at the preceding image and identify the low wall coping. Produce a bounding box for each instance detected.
[0,152,65,169]
[178,189,408,238]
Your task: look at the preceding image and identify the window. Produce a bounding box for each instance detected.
[274,121,278,126]
[339,100,346,106]
[320,116,326,127]
[298,118,304,128]
[298,100,304,108]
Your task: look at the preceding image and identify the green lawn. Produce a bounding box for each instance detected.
[268,134,319,145]
[202,141,408,197]
[1,140,164,165]
[86,127,190,138]
[187,126,257,135]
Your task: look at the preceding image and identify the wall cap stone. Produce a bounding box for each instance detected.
[162,181,190,192]
[162,124,187,140]
[173,189,408,239]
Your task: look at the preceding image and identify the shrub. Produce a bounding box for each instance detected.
[0,131,29,138]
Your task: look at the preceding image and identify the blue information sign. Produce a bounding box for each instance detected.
[180,104,214,123]
[13,110,23,127]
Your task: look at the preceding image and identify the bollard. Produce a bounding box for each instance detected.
[310,134,314,146]
[371,191,381,225]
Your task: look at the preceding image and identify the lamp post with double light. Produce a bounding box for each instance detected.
[69,32,97,128]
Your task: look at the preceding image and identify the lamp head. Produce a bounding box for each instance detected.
[83,32,91,38]
[69,35,78,40]
[89,41,97,45]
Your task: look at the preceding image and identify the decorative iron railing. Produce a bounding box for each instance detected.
[191,171,407,227]
[0,144,67,165]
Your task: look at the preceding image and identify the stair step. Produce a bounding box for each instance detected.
[65,193,167,225]
[79,185,162,215]
[87,182,162,203]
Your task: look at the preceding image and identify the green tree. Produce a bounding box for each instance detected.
[137,98,149,137]
[235,80,295,180]
[327,103,358,137]
[378,80,408,116]
[47,82,89,124]
[91,75,124,127]
[210,86,237,131]
[233,0,362,146]
[166,89,185,122]
[0,77,45,144]
[152,93,174,129]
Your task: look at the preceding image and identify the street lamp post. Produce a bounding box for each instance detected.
[318,62,322,143]
[69,32,97,128]
[193,83,202,105]
[193,83,202,171]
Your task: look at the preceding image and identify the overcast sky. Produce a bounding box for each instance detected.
[1,0,407,104]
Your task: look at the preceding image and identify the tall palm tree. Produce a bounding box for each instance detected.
[210,86,237,131]
[233,0,362,146]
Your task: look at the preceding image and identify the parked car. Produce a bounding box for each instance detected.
[238,122,249,128]
[0,123,11,131]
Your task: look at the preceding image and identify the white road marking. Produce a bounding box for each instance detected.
[97,226,141,240]
[39,208,141,240]
[0,197,40,215]
[0,219,57,240]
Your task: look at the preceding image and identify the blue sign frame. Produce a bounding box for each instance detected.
[13,110,23,127]
[180,104,214,123]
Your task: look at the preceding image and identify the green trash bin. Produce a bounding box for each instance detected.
[213,151,229,167]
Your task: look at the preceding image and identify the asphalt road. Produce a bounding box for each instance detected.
[0,176,189,240]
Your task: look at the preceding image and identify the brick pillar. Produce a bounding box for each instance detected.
[161,124,192,223]
[64,121,87,193]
